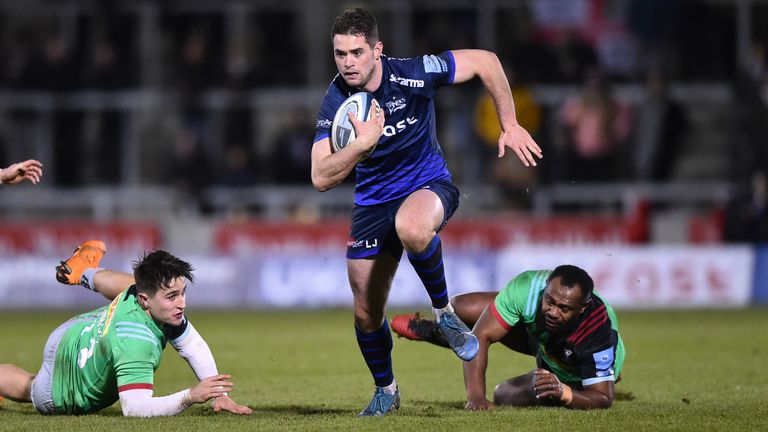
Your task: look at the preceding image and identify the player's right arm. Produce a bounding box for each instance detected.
[532,369,615,409]
[463,304,509,411]
[0,159,43,185]
[311,102,384,191]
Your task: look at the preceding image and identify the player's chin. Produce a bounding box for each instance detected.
[543,318,562,331]
[165,314,184,326]
[343,74,362,86]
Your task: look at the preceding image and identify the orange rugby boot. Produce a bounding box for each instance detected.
[55,240,106,286]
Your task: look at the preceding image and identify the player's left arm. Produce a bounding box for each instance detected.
[450,49,542,167]
[532,369,614,409]
[168,319,253,414]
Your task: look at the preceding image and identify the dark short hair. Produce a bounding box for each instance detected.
[331,8,379,47]
[133,250,194,295]
[547,265,593,304]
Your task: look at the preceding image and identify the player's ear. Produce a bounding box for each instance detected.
[579,295,591,314]
[374,41,383,60]
[137,292,149,309]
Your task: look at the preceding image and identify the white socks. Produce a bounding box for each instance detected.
[82,267,104,291]
[380,380,398,395]
[433,302,455,320]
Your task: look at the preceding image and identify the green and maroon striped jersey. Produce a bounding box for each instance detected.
[492,270,625,387]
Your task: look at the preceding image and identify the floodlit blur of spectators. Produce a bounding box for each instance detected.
[269,108,315,185]
[724,170,768,243]
[0,0,763,227]
[629,69,688,182]
[473,66,542,206]
[554,68,632,183]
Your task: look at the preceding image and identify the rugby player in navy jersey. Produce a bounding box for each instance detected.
[311,8,542,416]
[391,265,625,411]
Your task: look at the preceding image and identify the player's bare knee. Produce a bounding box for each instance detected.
[493,382,534,407]
[450,293,472,311]
[355,317,385,332]
[492,383,512,405]
[353,305,385,331]
[396,224,433,253]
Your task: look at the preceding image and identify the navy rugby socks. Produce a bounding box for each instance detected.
[355,318,394,388]
[407,235,449,309]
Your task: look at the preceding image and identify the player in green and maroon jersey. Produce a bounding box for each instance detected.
[0,241,252,416]
[391,265,624,410]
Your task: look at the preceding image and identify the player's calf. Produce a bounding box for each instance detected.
[0,364,35,403]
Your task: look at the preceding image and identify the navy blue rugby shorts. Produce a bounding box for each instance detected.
[346,178,459,260]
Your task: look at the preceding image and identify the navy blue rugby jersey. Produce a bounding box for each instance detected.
[314,52,456,206]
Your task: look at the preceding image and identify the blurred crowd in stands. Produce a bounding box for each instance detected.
[0,0,766,241]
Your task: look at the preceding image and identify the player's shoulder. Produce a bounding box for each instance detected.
[504,269,551,293]
[384,53,452,72]
[324,75,351,100]
[496,270,551,315]
[318,75,353,114]
[385,53,448,88]
[111,315,164,352]
[568,297,615,351]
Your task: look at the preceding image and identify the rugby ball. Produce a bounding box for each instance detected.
[330,92,377,153]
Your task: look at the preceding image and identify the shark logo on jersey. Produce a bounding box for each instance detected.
[316,119,332,129]
[390,74,424,88]
[423,55,447,73]
[385,98,407,115]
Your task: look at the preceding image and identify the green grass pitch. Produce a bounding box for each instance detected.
[1,308,767,431]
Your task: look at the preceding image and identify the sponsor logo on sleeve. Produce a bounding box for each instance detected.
[423,55,447,73]
[316,119,332,129]
[593,347,615,377]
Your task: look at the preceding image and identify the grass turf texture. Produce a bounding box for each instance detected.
[1,308,766,432]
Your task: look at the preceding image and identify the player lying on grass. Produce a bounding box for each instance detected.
[391,265,624,410]
[0,240,252,417]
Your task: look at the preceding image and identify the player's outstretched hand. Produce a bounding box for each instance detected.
[348,99,384,156]
[1,159,43,185]
[464,397,495,411]
[533,368,563,402]
[498,124,542,167]
[188,374,234,405]
[212,394,253,415]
